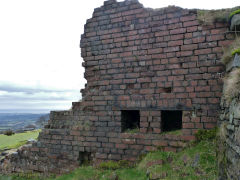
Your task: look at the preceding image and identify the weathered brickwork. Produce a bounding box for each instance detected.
[0,0,235,174]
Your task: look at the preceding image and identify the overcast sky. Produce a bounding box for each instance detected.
[0,0,239,113]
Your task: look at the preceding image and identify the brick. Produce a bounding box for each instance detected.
[178,51,193,56]
[183,123,194,129]
[182,135,195,141]
[122,139,136,145]
[170,28,186,34]
[116,144,128,149]
[164,147,176,152]
[180,15,196,22]
[183,20,198,27]
[194,48,211,55]
[206,34,225,41]
[181,44,198,51]
[164,46,179,52]
[148,48,163,54]
[208,66,223,73]
[187,26,198,32]
[145,146,157,151]
[152,140,168,147]
[192,36,205,43]
[168,40,183,46]
[204,123,216,129]
[155,31,169,36]
[140,89,154,94]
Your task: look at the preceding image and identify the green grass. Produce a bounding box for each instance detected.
[0,130,40,150]
[138,140,216,179]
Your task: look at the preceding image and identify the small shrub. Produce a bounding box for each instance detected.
[195,128,217,142]
[4,129,15,136]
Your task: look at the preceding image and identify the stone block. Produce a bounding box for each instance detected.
[226,54,240,72]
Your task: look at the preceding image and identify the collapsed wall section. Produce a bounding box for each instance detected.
[0,0,235,174]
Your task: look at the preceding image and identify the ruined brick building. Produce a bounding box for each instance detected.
[0,0,236,174]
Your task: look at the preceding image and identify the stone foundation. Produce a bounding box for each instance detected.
[218,56,240,179]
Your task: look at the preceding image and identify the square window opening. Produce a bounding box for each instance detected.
[161,110,182,132]
[121,110,140,132]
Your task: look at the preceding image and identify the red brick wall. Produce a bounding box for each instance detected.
[1,0,234,174]
[76,0,232,161]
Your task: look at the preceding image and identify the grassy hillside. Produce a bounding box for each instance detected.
[0,130,40,150]
[0,129,217,180]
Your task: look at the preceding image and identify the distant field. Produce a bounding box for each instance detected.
[0,130,41,150]
[0,113,48,131]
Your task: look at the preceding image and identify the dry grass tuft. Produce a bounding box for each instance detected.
[197,6,240,25]
[223,68,240,102]
[197,9,230,25]
[222,37,240,65]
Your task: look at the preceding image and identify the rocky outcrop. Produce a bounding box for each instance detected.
[230,14,240,31]
[218,56,240,179]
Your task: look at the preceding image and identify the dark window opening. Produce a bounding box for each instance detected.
[78,152,92,165]
[161,110,182,132]
[121,110,140,132]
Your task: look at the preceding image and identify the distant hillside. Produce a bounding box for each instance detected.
[0,113,49,132]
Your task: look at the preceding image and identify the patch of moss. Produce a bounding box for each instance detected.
[195,128,217,142]
[124,128,139,134]
[229,9,240,19]
[98,161,119,170]
[231,48,240,56]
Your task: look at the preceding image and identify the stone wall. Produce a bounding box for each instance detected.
[218,55,240,179]
[0,0,234,174]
